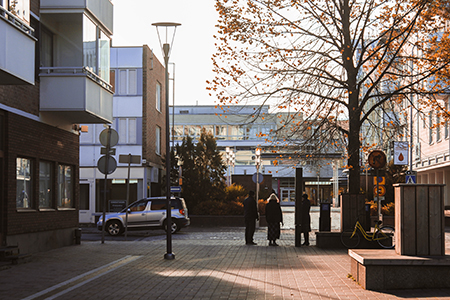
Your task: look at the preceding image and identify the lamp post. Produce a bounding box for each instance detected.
[225,147,235,186]
[152,22,181,260]
[255,148,261,202]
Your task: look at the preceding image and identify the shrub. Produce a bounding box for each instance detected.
[193,200,244,215]
[258,199,267,216]
[224,184,248,203]
[366,200,395,216]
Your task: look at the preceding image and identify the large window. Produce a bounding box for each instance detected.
[58,165,73,208]
[156,126,161,155]
[117,69,137,95]
[83,15,110,82]
[39,161,53,208]
[16,158,32,209]
[40,26,53,67]
[156,82,162,112]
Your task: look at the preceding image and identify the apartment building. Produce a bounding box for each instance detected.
[0,0,113,253]
[79,46,166,224]
[172,105,345,206]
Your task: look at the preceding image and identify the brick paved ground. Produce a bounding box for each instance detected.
[1,227,449,300]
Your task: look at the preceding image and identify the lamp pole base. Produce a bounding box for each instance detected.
[164,253,175,260]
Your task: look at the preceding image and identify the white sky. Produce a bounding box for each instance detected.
[112,0,219,106]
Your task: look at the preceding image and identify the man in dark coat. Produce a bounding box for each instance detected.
[301,193,311,246]
[265,193,283,246]
[243,190,259,245]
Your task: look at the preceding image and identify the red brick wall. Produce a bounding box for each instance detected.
[5,112,79,235]
[30,0,39,15]
[0,84,40,117]
[142,45,166,168]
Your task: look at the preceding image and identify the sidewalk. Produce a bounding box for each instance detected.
[1,227,449,299]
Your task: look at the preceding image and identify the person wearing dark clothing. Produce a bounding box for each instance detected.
[300,193,311,246]
[243,190,259,245]
[265,193,283,246]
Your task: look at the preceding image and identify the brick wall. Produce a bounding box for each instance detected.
[0,84,40,116]
[142,45,166,168]
[5,112,79,235]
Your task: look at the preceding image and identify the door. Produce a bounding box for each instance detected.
[147,199,167,226]
[79,182,92,223]
[126,200,149,228]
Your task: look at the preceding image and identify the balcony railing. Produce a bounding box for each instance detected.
[0,5,34,38]
[40,66,113,93]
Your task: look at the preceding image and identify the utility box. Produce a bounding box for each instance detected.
[394,184,445,256]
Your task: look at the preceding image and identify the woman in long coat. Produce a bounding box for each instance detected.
[265,193,283,246]
[300,193,311,246]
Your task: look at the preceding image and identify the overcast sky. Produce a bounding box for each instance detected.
[112,0,219,106]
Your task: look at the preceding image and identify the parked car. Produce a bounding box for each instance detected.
[97,197,190,236]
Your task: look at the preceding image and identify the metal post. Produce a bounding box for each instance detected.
[163,43,174,260]
[125,153,131,241]
[295,167,303,247]
[101,126,111,244]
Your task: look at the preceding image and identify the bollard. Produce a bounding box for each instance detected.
[74,228,82,245]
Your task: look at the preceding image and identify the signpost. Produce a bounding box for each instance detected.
[405,170,417,184]
[99,127,118,244]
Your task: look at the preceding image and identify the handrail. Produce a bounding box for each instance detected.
[39,66,113,92]
[0,5,35,38]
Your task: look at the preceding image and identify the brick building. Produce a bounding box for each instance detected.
[0,0,113,253]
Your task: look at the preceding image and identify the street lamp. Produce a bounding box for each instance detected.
[255,148,261,202]
[152,22,181,261]
[225,147,235,186]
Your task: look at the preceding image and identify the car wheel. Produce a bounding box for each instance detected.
[106,220,123,236]
[164,219,179,234]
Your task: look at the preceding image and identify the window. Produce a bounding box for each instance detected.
[118,118,137,144]
[16,158,32,209]
[429,111,433,144]
[80,183,89,210]
[8,0,29,23]
[83,15,110,82]
[437,113,441,141]
[39,161,53,208]
[117,69,137,95]
[130,201,147,212]
[58,165,73,208]
[156,126,161,155]
[156,82,162,112]
[40,26,53,67]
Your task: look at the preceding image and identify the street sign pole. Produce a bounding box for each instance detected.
[101,126,112,244]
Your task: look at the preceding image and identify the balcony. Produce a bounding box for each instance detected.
[40,0,113,34]
[0,6,36,85]
[40,67,113,124]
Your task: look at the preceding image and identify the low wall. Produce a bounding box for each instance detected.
[189,215,267,227]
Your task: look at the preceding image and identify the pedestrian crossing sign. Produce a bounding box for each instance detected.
[406,175,416,184]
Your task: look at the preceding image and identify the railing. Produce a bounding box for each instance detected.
[40,66,113,93]
[0,5,35,38]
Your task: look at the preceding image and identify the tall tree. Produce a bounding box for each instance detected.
[171,129,227,211]
[210,0,450,195]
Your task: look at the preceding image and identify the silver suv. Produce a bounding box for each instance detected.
[97,197,190,236]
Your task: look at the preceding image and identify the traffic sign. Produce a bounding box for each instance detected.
[99,128,119,147]
[170,186,182,193]
[406,175,416,184]
[374,185,386,197]
[252,172,263,183]
[373,176,385,185]
[368,150,386,169]
[97,156,117,174]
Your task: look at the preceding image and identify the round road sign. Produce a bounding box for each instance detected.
[97,156,117,175]
[368,150,386,169]
[99,128,119,147]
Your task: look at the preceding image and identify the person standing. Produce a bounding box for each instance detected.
[265,193,283,246]
[301,193,311,246]
[244,190,259,245]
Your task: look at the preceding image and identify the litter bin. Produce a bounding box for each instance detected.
[319,202,331,231]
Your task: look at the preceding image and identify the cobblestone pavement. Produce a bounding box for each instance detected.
[0,227,449,300]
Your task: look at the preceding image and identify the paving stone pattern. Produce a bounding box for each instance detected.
[0,227,449,300]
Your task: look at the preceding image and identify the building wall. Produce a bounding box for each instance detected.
[4,111,79,252]
[142,45,166,170]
